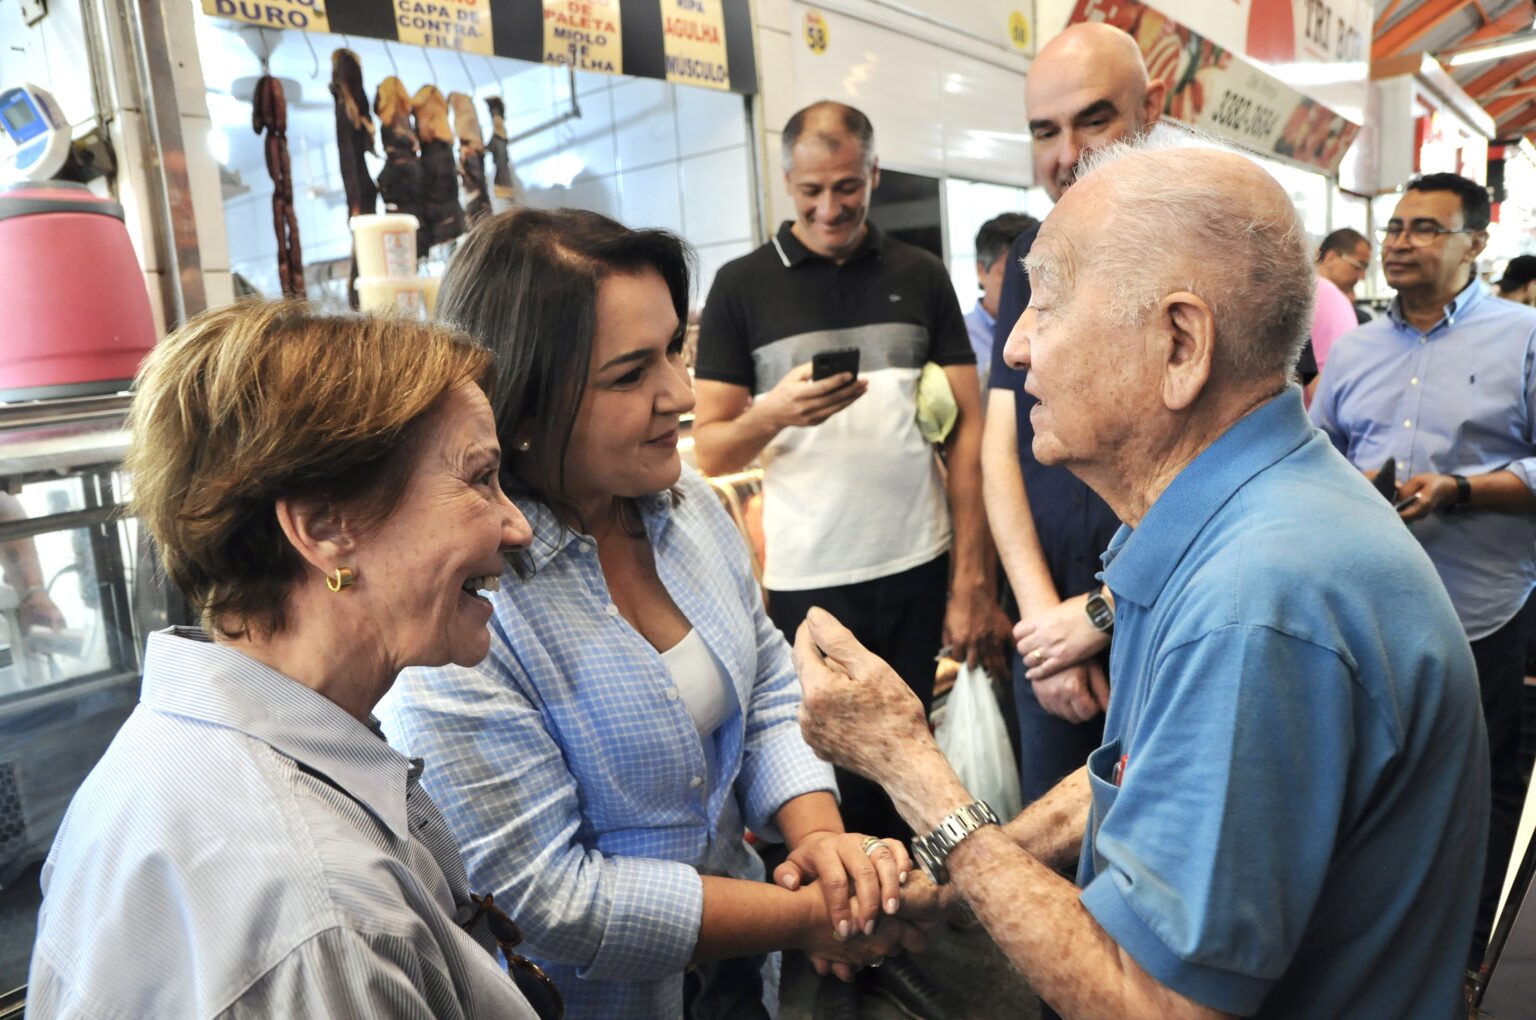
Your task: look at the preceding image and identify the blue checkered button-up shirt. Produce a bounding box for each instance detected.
[378,464,837,1018]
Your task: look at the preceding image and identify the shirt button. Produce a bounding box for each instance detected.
[1418,336,1427,345]
[577,541,591,553]
[605,603,619,616]
[1398,461,1407,473]
[689,776,703,789]
[1403,419,1412,428]
[1409,377,1418,386]
[665,687,679,701]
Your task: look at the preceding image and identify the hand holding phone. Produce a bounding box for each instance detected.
[811,347,860,384]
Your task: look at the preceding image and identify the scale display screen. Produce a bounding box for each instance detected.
[1,99,37,134]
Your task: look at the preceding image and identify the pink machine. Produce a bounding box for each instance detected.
[0,180,157,402]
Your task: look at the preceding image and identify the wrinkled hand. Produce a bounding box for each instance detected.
[1014,593,1109,681]
[1032,659,1109,724]
[794,607,935,785]
[756,362,868,430]
[943,584,1012,676]
[803,892,929,983]
[1396,472,1460,522]
[892,870,952,930]
[774,832,912,939]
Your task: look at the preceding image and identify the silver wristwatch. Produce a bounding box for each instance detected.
[911,801,1000,885]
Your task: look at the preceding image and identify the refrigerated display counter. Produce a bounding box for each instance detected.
[0,394,173,991]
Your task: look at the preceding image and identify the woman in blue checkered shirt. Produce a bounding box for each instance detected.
[379,209,932,1018]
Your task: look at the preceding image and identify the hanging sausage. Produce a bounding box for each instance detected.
[449,92,491,225]
[252,75,304,298]
[412,85,466,250]
[373,76,428,257]
[485,96,514,200]
[330,48,377,308]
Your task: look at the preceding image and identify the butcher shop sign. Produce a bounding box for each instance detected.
[202,0,757,93]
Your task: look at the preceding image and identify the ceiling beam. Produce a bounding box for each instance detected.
[1375,0,1474,60]
[1497,102,1536,135]
[1375,0,1408,30]
[1465,54,1536,98]
[1440,3,1536,53]
[1470,0,1491,26]
[1488,85,1536,118]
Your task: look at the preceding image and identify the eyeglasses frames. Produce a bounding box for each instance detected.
[1376,219,1480,248]
[461,891,565,1020]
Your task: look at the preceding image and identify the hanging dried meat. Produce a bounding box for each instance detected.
[412,84,465,250]
[449,92,490,226]
[373,76,427,255]
[252,74,304,298]
[330,48,376,308]
[331,49,377,221]
[485,96,514,200]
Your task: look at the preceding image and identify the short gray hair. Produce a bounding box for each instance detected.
[1071,125,1314,384]
[781,101,876,174]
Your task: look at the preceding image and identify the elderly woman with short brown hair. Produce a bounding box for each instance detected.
[27,302,551,1019]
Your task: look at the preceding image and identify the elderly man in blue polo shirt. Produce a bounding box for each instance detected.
[1311,171,1536,967]
[790,136,1487,1019]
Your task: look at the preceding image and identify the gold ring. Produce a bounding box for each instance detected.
[861,836,886,857]
[1030,648,1045,664]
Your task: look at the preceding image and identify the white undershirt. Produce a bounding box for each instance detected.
[659,629,734,779]
[660,629,733,735]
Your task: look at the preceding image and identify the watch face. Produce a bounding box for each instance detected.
[1086,594,1114,631]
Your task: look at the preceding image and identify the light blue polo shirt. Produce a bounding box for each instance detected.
[1080,387,1487,1017]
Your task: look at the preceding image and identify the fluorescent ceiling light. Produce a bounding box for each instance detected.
[1446,31,1536,67]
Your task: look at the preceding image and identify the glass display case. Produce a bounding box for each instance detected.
[0,395,172,991]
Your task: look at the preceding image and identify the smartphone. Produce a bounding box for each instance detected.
[811,347,860,383]
[1394,493,1422,512]
[1372,458,1397,502]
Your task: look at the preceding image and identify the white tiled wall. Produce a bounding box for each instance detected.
[214,45,758,308]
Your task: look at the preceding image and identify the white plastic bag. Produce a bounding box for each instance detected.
[933,664,1022,819]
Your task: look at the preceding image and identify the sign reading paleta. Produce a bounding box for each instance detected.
[200,0,756,94]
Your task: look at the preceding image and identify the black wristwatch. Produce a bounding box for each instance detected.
[1085,588,1115,633]
[1449,474,1471,507]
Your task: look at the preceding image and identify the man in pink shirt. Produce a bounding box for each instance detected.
[1303,228,1372,400]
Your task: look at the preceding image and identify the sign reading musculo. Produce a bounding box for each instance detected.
[662,0,729,90]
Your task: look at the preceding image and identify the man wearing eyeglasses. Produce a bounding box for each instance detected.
[1298,229,1373,399]
[1311,170,1536,969]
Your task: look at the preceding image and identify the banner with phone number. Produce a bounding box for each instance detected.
[1070,0,1359,175]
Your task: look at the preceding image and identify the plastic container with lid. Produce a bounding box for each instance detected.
[351,213,420,279]
[0,180,157,402]
[356,275,425,318]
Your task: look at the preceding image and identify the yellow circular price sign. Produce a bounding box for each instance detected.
[1008,9,1031,52]
[804,10,830,55]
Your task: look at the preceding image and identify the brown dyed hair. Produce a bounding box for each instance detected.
[124,301,492,637]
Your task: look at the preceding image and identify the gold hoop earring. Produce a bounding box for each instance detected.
[326,567,356,592]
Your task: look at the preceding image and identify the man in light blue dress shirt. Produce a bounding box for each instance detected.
[963,212,1037,393]
[1311,170,1536,966]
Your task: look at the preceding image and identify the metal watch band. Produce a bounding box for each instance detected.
[911,800,1000,885]
[1085,591,1114,633]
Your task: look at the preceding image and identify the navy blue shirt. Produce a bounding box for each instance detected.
[990,226,1121,598]
[1083,389,1486,1017]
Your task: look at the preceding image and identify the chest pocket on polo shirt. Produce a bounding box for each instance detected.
[1085,739,1123,879]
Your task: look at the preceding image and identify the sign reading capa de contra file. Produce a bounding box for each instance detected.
[1071,0,1360,176]
[200,0,758,93]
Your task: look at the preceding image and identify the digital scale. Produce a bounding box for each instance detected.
[0,83,70,182]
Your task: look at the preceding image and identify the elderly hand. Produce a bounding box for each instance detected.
[943,583,1013,676]
[1014,593,1110,681]
[1032,658,1109,724]
[774,832,912,940]
[756,362,868,430]
[793,607,935,785]
[1396,472,1461,522]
